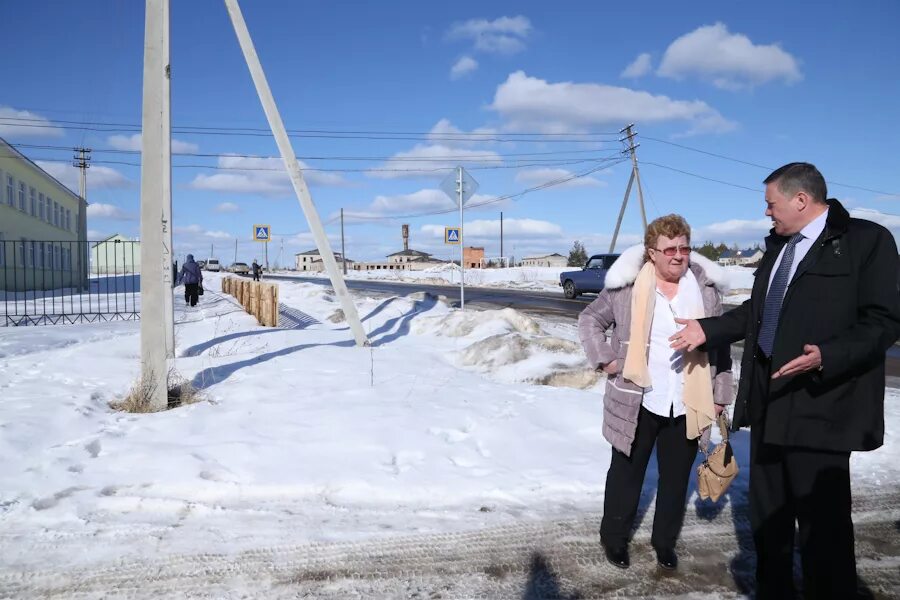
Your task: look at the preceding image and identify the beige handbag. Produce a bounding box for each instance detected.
[697,413,739,502]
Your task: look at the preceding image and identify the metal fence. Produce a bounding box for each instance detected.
[1,239,140,326]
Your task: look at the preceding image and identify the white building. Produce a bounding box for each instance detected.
[90,234,140,274]
[520,253,568,268]
[294,249,352,272]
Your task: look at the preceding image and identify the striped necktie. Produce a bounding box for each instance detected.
[758,232,805,357]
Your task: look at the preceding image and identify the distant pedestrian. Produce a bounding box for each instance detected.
[179,254,203,307]
[252,259,261,281]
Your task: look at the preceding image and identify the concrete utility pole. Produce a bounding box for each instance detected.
[500,211,503,262]
[458,166,465,310]
[609,123,648,253]
[73,148,91,201]
[224,0,368,347]
[161,0,175,359]
[139,0,171,411]
[341,207,347,275]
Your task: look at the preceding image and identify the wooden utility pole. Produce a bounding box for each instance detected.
[609,123,648,253]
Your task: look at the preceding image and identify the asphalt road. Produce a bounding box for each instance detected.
[265,274,900,379]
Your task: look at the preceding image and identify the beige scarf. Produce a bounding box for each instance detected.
[622,261,716,440]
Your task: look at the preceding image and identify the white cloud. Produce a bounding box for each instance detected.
[490,71,736,134]
[422,218,562,240]
[107,133,199,154]
[35,161,132,193]
[0,106,64,138]
[621,53,653,79]
[446,15,532,55]
[175,224,232,240]
[426,119,498,147]
[657,23,802,90]
[215,202,240,213]
[850,207,900,235]
[344,188,502,220]
[515,167,606,189]
[450,56,479,79]
[692,217,773,245]
[367,143,502,179]
[86,203,136,221]
[189,154,347,196]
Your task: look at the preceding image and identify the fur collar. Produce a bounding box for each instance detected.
[604,244,730,292]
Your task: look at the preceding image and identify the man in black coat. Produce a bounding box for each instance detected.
[671,163,900,599]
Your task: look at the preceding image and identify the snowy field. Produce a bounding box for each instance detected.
[273,263,758,304]
[0,270,896,598]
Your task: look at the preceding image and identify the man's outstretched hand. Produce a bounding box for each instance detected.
[670,318,707,352]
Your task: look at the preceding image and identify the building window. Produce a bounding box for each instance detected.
[18,182,26,211]
[53,245,60,270]
[5,175,13,206]
[0,233,4,267]
[66,209,71,231]
[17,239,26,267]
[53,201,59,227]
[29,187,36,216]
[37,242,44,269]
[45,197,52,223]
[27,241,35,268]
[39,193,45,220]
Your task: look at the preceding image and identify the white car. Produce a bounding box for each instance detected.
[206,258,221,271]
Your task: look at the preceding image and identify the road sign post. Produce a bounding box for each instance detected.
[254,225,271,269]
[440,166,478,310]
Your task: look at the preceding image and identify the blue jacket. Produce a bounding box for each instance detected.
[180,260,203,285]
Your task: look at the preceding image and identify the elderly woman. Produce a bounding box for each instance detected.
[578,214,733,571]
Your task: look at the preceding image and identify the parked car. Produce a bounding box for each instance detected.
[206,258,221,271]
[559,253,620,299]
[229,262,250,274]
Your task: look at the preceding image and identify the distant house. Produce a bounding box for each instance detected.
[521,253,567,268]
[353,248,446,272]
[294,249,352,272]
[91,234,140,274]
[718,247,763,266]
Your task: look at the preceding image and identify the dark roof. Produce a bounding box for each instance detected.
[295,249,343,257]
[386,249,433,258]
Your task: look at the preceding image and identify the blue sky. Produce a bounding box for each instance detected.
[2,0,899,265]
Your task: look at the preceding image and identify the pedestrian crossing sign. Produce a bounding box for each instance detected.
[253,225,271,241]
[445,227,461,244]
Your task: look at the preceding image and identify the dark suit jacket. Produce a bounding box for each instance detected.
[700,199,900,452]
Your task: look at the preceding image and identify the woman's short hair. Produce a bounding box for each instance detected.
[644,214,691,262]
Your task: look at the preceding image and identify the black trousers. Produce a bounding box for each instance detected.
[749,354,856,599]
[600,406,699,550]
[184,283,199,306]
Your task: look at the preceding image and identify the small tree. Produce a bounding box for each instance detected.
[567,241,588,266]
[694,241,720,261]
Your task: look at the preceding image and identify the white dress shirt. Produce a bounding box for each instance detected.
[767,209,829,293]
[641,269,704,418]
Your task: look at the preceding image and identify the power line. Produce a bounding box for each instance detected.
[343,158,630,221]
[641,161,761,193]
[641,136,898,196]
[0,116,621,142]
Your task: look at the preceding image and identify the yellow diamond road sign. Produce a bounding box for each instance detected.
[253,225,271,241]
[444,227,460,244]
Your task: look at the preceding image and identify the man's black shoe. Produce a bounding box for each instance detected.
[655,547,678,571]
[603,544,630,569]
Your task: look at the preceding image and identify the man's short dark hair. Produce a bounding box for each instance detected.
[763,162,827,203]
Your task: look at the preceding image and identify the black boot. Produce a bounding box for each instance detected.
[602,544,630,569]
[655,547,678,571]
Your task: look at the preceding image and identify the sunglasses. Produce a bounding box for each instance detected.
[652,245,691,257]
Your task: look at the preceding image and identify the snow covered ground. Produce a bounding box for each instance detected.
[0,270,896,598]
[274,263,759,304]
